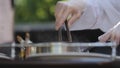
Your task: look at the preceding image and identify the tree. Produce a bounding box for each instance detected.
[15,0,62,23]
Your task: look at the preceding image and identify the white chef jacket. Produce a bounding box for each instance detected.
[70,0,120,32]
[0,0,14,44]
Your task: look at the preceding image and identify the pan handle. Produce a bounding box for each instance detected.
[58,20,72,42]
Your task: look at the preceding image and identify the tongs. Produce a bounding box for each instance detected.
[58,20,72,42]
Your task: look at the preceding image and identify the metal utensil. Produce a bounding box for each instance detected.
[58,20,72,42]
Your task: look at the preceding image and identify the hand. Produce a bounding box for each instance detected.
[55,0,85,30]
[99,22,120,45]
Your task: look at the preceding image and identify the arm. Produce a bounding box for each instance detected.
[55,0,120,44]
[98,0,120,45]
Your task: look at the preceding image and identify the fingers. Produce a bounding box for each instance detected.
[68,12,81,27]
[55,1,82,30]
[114,35,120,45]
[110,31,120,45]
[55,2,71,30]
[55,2,66,17]
[98,30,120,45]
[98,32,111,42]
[55,8,71,30]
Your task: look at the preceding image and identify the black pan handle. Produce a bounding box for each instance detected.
[58,20,72,42]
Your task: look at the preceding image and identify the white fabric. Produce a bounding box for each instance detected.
[70,0,120,32]
[0,0,14,44]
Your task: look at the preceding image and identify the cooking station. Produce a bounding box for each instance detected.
[0,22,120,68]
[0,42,119,68]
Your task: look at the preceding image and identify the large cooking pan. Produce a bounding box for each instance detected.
[23,20,118,64]
[0,20,119,64]
[18,42,118,64]
[0,42,119,65]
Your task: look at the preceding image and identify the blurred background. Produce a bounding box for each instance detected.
[14,0,99,43]
[15,0,60,23]
[14,0,63,43]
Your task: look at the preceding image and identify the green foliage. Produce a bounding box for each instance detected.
[15,0,62,23]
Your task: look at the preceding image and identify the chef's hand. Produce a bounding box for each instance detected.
[99,22,120,45]
[55,0,85,30]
